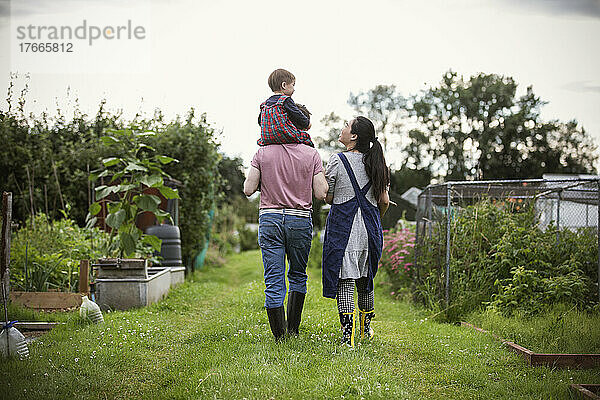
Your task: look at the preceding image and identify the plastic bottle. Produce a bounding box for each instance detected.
[79,295,104,324]
[0,322,29,359]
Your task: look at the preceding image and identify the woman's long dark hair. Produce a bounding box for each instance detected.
[351,116,390,199]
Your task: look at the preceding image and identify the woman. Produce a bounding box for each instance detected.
[322,116,390,346]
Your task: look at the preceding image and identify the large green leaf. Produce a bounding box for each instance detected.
[142,234,162,252]
[159,186,180,199]
[106,209,126,230]
[140,174,163,188]
[100,135,120,145]
[102,157,121,167]
[119,231,136,257]
[116,183,138,193]
[89,202,101,216]
[124,162,147,172]
[157,155,178,165]
[95,185,117,200]
[135,194,161,212]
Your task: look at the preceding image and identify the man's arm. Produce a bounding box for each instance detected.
[243,166,261,196]
[312,172,328,201]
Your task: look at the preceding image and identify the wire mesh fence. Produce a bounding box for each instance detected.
[414,178,600,309]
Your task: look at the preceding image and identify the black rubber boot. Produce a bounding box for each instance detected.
[286,291,305,336]
[359,309,375,340]
[266,306,286,342]
[339,312,355,346]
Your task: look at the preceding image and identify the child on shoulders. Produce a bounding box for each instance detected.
[257,68,314,147]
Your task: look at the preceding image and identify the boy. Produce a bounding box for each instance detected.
[257,68,314,147]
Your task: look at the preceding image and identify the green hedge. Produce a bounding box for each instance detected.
[1,101,222,266]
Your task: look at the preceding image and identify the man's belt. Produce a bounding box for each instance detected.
[259,208,312,218]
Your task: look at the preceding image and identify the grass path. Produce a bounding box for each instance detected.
[1,250,599,399]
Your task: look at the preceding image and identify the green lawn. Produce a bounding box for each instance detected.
[1,250,599,399]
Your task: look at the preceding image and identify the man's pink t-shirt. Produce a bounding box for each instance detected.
[251,144,323,210]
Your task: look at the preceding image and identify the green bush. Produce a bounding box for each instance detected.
[400,199,598,320]
[238,226,258,252]
[0,91,223,267]
[307,234,323,270]
[379,228,415,294]
[10,214,112,292]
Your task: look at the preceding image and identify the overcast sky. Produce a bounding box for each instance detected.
[1,0,599,170]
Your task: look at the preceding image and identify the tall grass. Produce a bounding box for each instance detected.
[1,250,598,399]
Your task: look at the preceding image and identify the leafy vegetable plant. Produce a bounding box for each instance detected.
[87,129,179,258]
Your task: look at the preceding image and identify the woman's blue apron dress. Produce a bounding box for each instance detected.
[322,153,383,299]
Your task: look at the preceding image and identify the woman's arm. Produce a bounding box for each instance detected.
[243,166,261,196]
[378,190,390,217]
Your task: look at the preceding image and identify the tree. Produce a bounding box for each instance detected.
[348,84,407,154]
[408,71,597,180]
[315,112,344,162]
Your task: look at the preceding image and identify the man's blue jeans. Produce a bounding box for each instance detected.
[258,213,312,309]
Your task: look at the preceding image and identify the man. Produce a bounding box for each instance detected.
[244,143,328,341]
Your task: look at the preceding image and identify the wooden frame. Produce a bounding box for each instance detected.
[461,322,600,369]
[570,384,600,400]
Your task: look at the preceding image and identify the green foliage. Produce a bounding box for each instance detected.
[0,85,223,266]
[320,72,597,196]
[10,214,112,292]
[307,235,322,270]
[87,128,178,258]
[380,200,598,321]
[379,228,416,298]
[145,110,223,264]
[238,226,258,252]
[348,84,407,154]
[408,71,597,179]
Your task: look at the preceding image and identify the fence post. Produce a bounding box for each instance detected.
[445,184,451,306]
[1,192,13,330]
[414,195,421,283]
[556,190,561,245]
[597,180,600,304]
[79,260,89,294]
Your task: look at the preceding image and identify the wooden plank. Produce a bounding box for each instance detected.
[79,260,89,294]
[532,353,600,369]
[570,384,600,400]
[504,341,533,364]
[462,321,600,369]
[14,322,64,330]
[9,291,82,309]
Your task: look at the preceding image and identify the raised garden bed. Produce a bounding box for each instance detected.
[570,384,600,400]
[9,291,82,310]
[462,322,600,369]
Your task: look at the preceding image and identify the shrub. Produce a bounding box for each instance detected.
[10,214,112,292]
[0,92,223,267]
[384,199,599,320]
[307,234,323,270]
[379,228,415,296]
